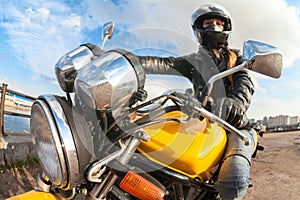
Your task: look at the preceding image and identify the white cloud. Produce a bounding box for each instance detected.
[224,0,300,67]
[2,0,299,80]
[0,1,85,78]
[1,0,299,118]
[37,7,50,20]
[62,15,81,29]
[84,0,300,66]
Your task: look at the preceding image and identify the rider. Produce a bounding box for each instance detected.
[137,3,255,200]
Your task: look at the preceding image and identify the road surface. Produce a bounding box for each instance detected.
[1,131,300,199]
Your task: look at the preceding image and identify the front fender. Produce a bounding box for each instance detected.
[7,190,60,200]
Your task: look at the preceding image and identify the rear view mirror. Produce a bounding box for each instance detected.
[200,40,283,107]
[100,22,115,49]
[102,22,115,40]
[242,40,283,78]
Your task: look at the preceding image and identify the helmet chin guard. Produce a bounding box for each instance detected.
[197,31,230,49]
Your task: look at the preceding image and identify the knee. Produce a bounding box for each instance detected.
[215,155,251,200]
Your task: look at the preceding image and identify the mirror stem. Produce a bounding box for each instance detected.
[208,61,248,88]
[100,35,109,50]
[199,61,248,106]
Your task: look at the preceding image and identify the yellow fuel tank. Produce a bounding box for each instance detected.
[6,190,59,200]
[137,111,227,180]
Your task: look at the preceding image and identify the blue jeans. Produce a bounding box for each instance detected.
[214,129,255,200]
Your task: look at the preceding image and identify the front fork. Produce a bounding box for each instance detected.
[35,172,51,193]
[35,137,141,200]
[88,136,141,200]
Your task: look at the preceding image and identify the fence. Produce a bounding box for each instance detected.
[0,83,36,139]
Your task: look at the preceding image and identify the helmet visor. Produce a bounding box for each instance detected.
[193,14,230,31]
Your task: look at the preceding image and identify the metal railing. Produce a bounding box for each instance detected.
[0,83,36,139]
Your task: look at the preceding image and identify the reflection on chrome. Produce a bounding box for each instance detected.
[75,50,145,118]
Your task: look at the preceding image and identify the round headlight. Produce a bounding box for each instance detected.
[31,95,80,189]
[74,49,145,117]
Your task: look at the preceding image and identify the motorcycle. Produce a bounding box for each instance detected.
[8,22,283,200]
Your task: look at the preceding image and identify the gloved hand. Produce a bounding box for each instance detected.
[214,97,244,128]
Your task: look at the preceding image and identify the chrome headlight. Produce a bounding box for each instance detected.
[31,95,94,189]
[74,49,145,117]
[55,46,95,93]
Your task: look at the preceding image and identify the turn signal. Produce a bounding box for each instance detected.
[120,171,165,200]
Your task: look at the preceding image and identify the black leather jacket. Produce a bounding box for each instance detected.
[137,46,255,129]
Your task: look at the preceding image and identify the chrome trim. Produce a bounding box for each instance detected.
[117,137,140,164]
[33,99,68,187]
[55,46,94,92]
[242,40,283,79]
[87,141,126,183]
[74,51,140,116]
[35,172,51,192]
[136,89,185,114]
[40,94,80,188]
[205,61,248,97]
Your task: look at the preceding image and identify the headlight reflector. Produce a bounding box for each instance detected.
[31,95,79,189]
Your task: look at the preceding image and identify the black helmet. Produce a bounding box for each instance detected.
[191,3,232,48]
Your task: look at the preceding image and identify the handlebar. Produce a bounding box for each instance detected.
[193,106,250,146]
[134,91,250,146]
[174,92,251,146]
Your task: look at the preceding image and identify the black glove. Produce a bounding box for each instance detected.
[214,97,244,128]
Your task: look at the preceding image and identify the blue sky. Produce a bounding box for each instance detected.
[0,0,300,120]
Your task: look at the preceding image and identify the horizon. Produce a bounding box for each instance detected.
[1,81,299,122]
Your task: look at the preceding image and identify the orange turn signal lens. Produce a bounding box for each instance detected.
[120,171,165,200]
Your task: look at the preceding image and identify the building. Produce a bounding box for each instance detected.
[290,116,299,126]
[261,115,300,132]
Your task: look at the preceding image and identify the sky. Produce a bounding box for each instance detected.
[0,0,300,120]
